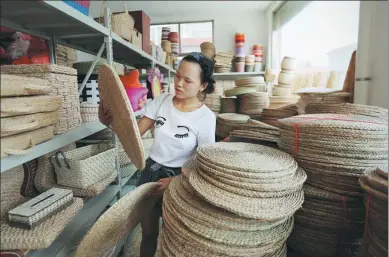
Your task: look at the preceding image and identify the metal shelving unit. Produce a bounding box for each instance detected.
[1,1,170,256]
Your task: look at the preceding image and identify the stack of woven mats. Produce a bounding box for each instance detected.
[359,168,388,257]
[230,119,280,144]
[161,142,306,257]
[278,113,388,257]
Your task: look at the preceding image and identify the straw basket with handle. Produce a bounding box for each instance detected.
[95,0,135,42]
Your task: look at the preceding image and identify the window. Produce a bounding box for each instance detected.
[150,21,214,55]
[271,1,360,89]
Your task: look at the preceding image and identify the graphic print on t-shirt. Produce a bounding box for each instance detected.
[174,125,190,139]
[155,116,166,128]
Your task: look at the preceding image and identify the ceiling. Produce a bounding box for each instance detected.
[90,1,273,19]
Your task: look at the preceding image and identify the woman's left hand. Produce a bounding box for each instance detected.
[154,177,174,195]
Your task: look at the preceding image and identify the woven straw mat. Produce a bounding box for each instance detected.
[98,64,145,171]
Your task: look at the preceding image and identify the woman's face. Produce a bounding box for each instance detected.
[174,60,206,99]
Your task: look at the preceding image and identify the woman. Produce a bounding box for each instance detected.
[99,52,216,257]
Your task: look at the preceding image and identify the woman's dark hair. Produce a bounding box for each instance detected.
[182,52,216,98]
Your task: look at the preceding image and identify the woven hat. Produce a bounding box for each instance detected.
[98,64,145,171]
[74,183,160,257]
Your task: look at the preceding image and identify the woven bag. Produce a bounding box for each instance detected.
[51,144,116,189]
[95,0,134,41]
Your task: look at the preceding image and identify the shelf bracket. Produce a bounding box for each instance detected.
[48,36,57,64]
[78,43,105,95]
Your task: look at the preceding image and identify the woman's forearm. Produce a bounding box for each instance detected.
[137,116,155,136]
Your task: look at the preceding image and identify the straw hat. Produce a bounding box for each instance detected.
[98,64,145,171]
[74,183,160,257]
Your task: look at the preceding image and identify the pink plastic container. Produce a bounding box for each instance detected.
[235,62,245,72]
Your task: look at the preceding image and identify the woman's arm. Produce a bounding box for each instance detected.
[137,116,155,136]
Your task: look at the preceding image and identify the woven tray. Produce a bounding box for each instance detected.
[1,126,54,159]
[1,64,82,135]
[1,111,60,137]
[98,64,145,171]
[0,74,51,97]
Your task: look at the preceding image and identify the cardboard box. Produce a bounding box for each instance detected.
[128,11,150,54]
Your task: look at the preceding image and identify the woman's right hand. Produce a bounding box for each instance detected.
[98,101,113,126]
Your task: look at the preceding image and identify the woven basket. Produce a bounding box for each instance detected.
[80,102,99,123]
[95,1,134,41]
[1,111,60,137]
[0,74,51,97]
[0,64,82,135]
[0,96,61,118]
[1,126,54,159]
[51,144,116,189]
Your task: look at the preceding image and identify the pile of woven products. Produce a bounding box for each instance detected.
[359,168,388,257]
[1,64,82,135]
[255,104,298,127]
[237,92,269,116]
[295,89,351,114]
[214,52,234,73]
[220,96,238,114]
[230,119,279,145]
[0,73,61,159]
[56,44,77,68]
[278,112,388,257]
[161,142,307,257]
[203,82,224,116]
[215,113,250,139]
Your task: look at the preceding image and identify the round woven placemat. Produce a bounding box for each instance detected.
[196,142,296,173]
[305,103,388,119]
[98,64,145,171]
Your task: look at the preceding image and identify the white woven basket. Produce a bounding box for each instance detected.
[51,144,116,189]
[80,102,99,123]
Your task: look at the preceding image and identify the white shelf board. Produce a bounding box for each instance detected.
[213,72,265,80]
[0,122,106,173]
[27,185,120,257]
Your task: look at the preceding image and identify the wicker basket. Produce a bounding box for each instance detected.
[80,102,99,123]
[95,1,134,41]
[1,126,54,159]
[0,64,82,135]
[1,111,60,137]
[51,144,116,189]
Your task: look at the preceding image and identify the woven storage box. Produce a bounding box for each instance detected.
[0,96,61,118]
[1,126,54,159]
[0,64,82,135]
[95,3,134,41]
[0,74,51,97]
[51,144,116,189]
[1,111,60,137]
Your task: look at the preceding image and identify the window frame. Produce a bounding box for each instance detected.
[150,20,215,56]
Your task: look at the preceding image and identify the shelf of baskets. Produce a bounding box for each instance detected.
[0,0,176,74]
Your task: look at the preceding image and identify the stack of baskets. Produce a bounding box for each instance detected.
[214,52,234,73]
[216,113,250,139]
[56,44,77,68]
[237,92,269,116]
[161,142,306,257]
[1,64,82,135]
[278,113,388,257]
[359,168,388,257]
[235,77,267,92]
[273,57,297,97]
[0,74,61,159]
[203,82,224,115]
[220,97,238,114]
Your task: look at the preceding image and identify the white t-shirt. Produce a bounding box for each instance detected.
[144,93,216,168]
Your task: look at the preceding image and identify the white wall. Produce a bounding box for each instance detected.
[77,1,270,62]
